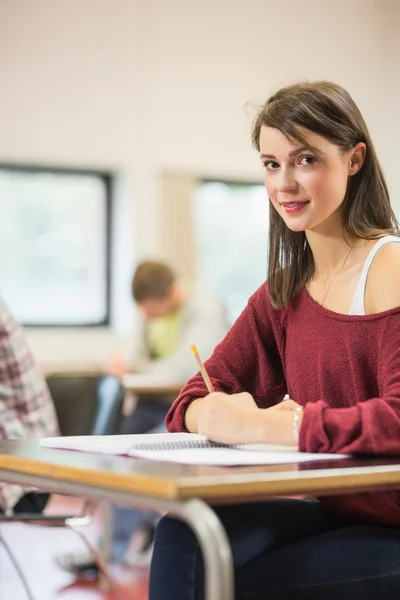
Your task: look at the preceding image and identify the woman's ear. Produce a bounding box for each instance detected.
[348,142,367,176]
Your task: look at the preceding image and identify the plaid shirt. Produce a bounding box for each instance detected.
[0,297,59,512]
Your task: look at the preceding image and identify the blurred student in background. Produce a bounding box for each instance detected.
[58,260,228,575]
[0,296,59,515]
[122,260,229,433]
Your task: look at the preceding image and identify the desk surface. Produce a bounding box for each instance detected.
[1,440,400,504]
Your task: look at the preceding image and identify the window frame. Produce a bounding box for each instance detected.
[0,163,113,328]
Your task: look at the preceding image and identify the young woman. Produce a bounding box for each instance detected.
[149,81,400,599]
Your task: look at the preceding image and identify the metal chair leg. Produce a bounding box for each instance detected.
[0,500,120,600]
[0,529,35,600]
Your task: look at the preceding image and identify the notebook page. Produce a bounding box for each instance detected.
[39,432,203,455]
[127,446,349,466]
[40,433,349,465]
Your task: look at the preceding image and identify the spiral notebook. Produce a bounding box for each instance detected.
[40,433,349,466]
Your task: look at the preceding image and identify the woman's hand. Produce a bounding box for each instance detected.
[270,398,299,412]
[197,393,304,446]
[197,392,261,444]
[263,398,304,445]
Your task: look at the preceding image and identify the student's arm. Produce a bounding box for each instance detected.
[184,397,203,432]
[0,302,58,441]
[300,245,400,455]
[0,298,59,511]
[166,284,287,432]
[364,242,400,314]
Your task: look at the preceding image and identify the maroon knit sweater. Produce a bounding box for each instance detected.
[166,283,400,527]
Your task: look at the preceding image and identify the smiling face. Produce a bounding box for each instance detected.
[259,125,360,234]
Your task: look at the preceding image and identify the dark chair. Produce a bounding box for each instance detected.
[46,373,123,437]
[0,373,124,600]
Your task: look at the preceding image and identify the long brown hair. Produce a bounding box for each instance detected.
[252,81,399,308]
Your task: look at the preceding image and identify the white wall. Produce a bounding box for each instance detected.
[0,0,398,368]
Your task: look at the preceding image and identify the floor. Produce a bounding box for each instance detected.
[0,495,149,600]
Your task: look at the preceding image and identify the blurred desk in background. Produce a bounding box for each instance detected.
[42,362,108,377]
[121,373,184,396]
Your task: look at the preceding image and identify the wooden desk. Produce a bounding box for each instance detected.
[2,440,400,600]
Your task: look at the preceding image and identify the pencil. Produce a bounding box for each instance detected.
[190,345,215,394]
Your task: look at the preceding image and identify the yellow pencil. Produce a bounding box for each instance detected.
[190,345,215,394]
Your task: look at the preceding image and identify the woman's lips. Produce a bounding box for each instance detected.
[281,201,310,214]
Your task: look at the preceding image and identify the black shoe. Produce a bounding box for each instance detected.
[55,552,99,577]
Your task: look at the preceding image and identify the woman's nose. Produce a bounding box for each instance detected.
[275,167,298,193]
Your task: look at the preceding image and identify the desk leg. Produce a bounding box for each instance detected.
[173,499,234,600]
[99,503,112,592]
[0,470,234,600]
[99,503,112,563]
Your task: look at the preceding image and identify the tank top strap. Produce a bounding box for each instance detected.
[349,235,400,315]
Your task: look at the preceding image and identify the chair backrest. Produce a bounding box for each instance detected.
[46,373,123,436]
[92,375,123,435]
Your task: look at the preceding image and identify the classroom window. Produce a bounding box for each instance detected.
[193,180,269,324]
[0,165,111,326]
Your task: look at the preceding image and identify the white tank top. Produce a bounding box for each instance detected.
[349,235,400,315]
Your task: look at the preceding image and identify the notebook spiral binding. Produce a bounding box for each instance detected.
[129,440,237,451]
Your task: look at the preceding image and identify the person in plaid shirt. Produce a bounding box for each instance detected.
[0,296,59,514]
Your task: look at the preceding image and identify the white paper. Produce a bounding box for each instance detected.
[39,432,194,455]
[40,433,349,465]
[128,447,348,465]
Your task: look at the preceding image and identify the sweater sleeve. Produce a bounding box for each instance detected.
[299,314,400,455]
[166,284,287,432]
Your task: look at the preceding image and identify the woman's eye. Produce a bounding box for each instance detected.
[263,161,280,170]
[299,156,316,166]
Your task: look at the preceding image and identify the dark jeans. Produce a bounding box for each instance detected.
[149,498,400,600]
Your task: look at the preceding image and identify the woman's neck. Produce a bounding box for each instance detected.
[306,229,356,279]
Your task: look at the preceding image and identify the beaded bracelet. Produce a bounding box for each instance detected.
[293,405,304,443]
